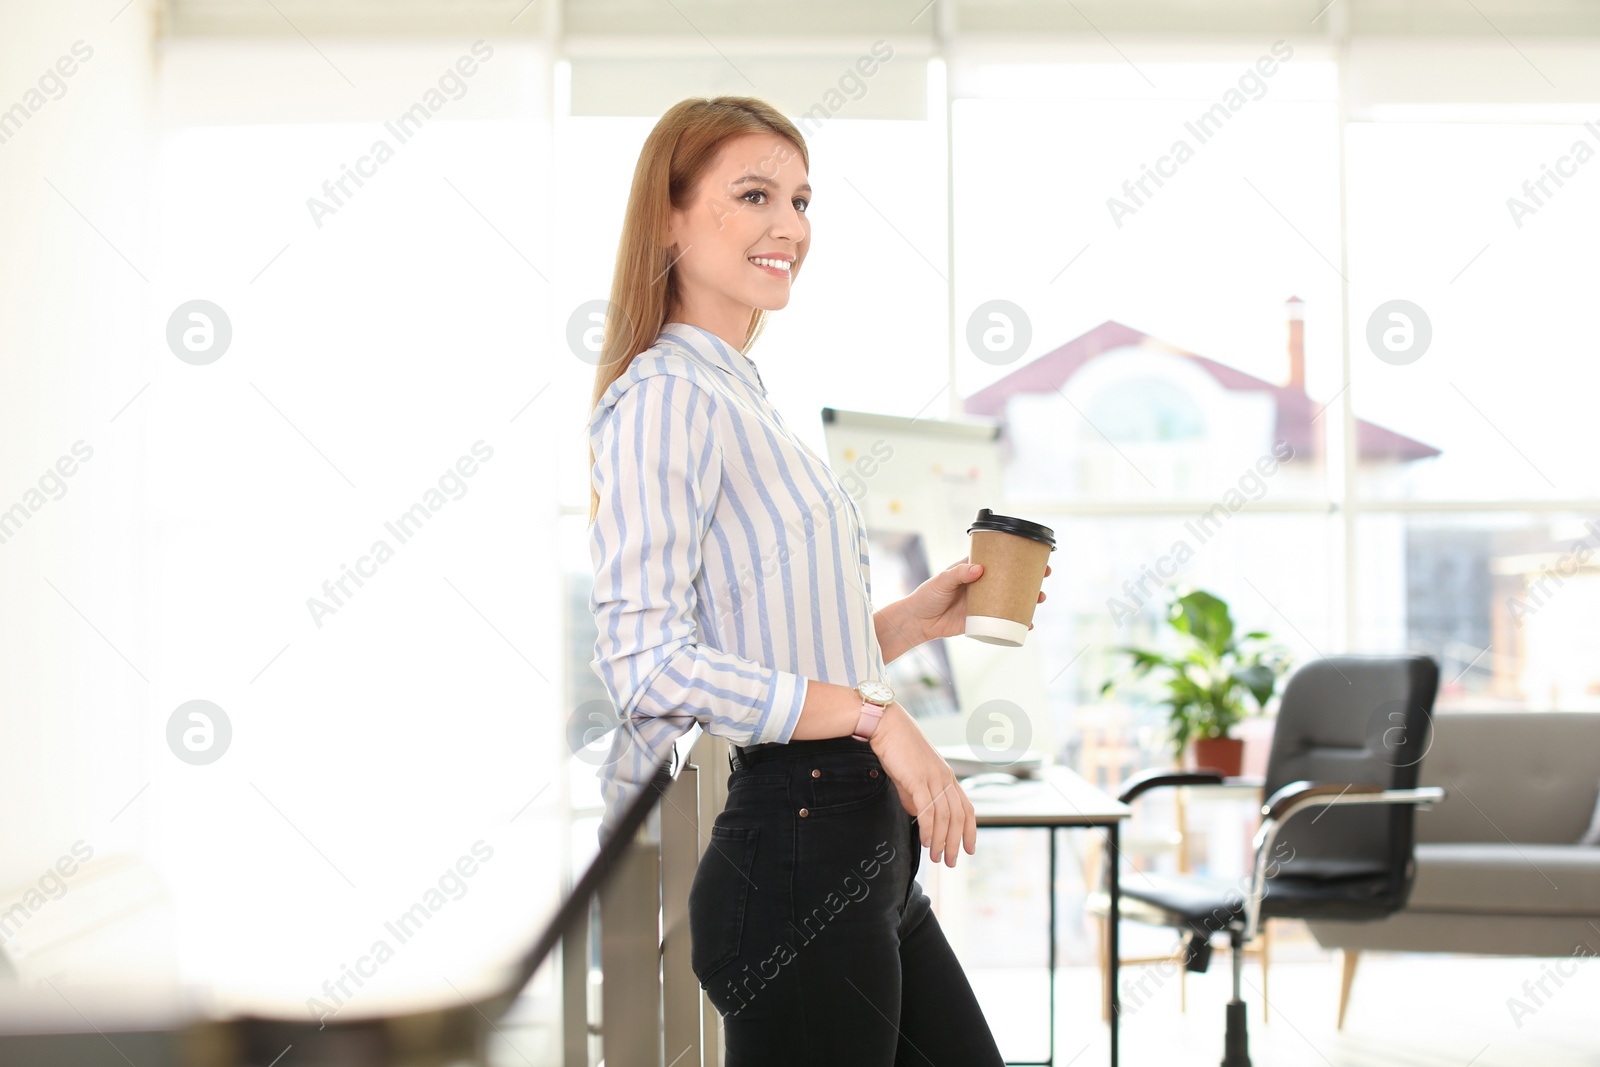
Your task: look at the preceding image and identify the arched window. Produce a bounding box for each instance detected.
[1083,375,1207,443]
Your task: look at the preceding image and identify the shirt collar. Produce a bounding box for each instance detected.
[659,321,767,394]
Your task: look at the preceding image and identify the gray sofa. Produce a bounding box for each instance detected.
[1305,711,1600,1025]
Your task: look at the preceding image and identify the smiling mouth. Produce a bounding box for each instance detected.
[749,257,792,277]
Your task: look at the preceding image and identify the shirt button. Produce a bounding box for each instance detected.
[798,807,810,818]
[870,769,879,778]
[811,768,822,778]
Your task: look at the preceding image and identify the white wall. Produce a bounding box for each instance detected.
[0,0,160,956]
[1,6,573,1020]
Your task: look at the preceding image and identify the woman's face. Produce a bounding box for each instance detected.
[666,132,810,328]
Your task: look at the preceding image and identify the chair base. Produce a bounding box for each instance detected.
[1221,999,1251,1067]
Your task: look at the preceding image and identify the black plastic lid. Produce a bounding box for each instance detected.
[966,508,1056,550]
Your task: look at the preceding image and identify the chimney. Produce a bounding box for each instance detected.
[1285,295,1305,393]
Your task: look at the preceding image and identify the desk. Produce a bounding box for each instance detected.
[966,765,1131,1067]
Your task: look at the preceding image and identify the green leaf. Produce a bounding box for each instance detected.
[1231,664,1275,706]
[1101,586,1290,758]
[1177,590,1234,655]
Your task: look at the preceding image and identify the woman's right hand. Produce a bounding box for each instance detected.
[868,703,977,867]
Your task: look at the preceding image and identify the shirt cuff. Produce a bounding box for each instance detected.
[755,670,807,745]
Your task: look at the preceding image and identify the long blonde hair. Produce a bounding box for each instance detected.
[585,96,810,525]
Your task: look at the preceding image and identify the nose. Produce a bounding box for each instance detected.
[770,203,806,243]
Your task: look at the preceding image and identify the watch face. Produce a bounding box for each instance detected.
[858,680,894,705]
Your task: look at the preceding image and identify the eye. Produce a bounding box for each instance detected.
[741,188,809,213]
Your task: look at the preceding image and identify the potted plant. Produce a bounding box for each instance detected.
[1100,588,1291,777]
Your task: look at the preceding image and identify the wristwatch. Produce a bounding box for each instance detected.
[852,679,895,742]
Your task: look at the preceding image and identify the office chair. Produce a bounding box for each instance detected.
[1090,654,1447,1067]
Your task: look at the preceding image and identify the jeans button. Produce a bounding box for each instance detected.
[799,807,809,817]
[870,769,879,778]
[811,768,822,778]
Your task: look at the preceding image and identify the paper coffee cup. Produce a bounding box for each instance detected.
[964,508,1055,647]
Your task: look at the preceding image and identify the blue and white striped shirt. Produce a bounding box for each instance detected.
[587,321,885,840]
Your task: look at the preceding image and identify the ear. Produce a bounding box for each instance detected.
[665,197,692,254]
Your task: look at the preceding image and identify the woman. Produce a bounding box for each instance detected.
[585,96,1047,1064]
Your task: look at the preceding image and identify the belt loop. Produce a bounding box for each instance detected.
[728,744,740,772]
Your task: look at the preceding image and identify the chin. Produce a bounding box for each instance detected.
[737,283,794,312]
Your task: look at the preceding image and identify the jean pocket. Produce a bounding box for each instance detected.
[803,762,889,817]
[688,824,761,982]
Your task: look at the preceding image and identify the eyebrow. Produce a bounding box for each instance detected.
[730,174,812,194]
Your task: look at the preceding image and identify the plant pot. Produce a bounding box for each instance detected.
[1190,736,1244,778]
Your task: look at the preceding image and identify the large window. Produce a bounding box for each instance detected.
[1347,120,1600,503]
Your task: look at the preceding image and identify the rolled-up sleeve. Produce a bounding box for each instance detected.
[588,371,808,746]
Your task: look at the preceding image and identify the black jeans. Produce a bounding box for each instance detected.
[687,737,1006,1066]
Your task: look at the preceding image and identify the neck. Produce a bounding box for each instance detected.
[666,302,753,354]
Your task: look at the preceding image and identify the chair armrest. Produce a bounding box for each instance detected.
[1242,784,1447,941]
[1262,780,1380,821]
[1116,768,1226,805]
[1259,781,1446,825]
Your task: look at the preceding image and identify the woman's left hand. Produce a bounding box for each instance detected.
[902,556,1050,643]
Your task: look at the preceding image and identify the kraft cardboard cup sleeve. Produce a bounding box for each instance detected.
[964,509,1056,647]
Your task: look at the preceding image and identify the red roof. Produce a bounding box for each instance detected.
[962,320,1440,462]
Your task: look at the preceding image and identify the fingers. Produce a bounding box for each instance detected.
[927,785,951,864]
[950,786,976,862]
[944,795,964,867]
[907,778,980,867]
[919,778,971,867]
[896,744,984,868]
[913,787,933,849]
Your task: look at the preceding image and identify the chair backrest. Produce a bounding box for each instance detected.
[1262,655,1440,903]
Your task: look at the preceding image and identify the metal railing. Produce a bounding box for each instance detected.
[570,727,730,1067]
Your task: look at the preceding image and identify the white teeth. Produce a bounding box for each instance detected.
[749,257,791,271]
